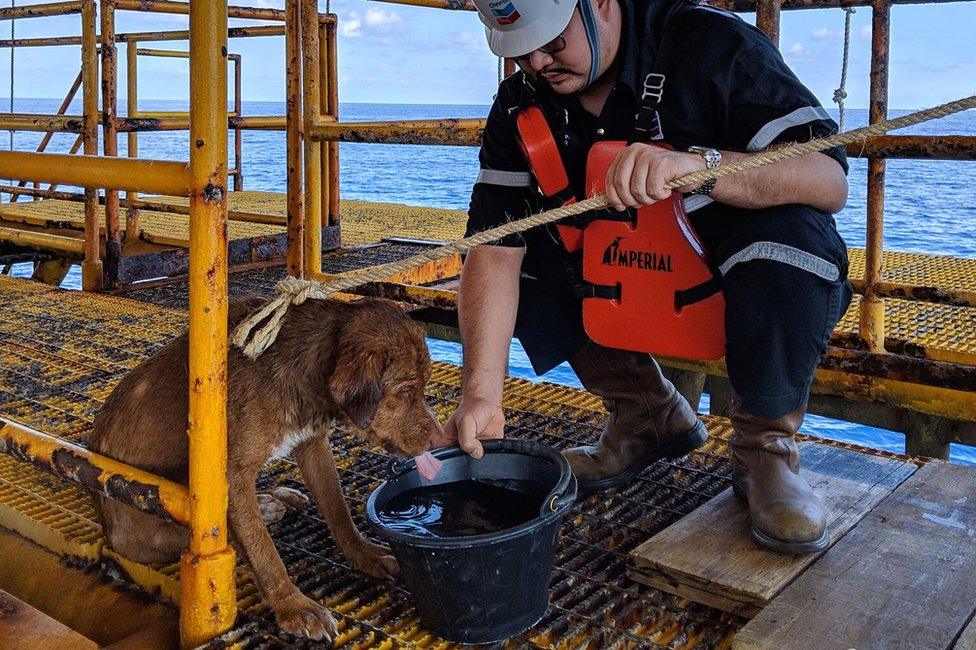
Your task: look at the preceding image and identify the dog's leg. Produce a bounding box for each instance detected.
[294,434,398,580]
[228,472,338,642]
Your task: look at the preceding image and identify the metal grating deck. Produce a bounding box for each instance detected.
[0,274,756,648]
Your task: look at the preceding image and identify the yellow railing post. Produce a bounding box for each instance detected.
[301,0,322,278]
[285,0,304,278]
[100,0,122,289]
[179,0,236,647]
[125,39,142,243]
[81,0,102,290]
[860,0,890,351]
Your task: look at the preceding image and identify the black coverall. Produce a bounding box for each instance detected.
[465,0,854,419]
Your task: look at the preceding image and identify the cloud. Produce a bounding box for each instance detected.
[859,25,872,41]
[441,30,487,54]
[788,42,807,56]
[363,8,404,33]
[340,7,403,40]
[341,13,362,37]
[812,26,841,40]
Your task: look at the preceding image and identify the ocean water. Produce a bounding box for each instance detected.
[4,98,975,464]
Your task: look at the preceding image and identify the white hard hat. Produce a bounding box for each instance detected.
[472,0,577,58]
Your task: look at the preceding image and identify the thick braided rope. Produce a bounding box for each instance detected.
[233,94,976,358]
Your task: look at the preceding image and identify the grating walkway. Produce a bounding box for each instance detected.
[0,273,922,648]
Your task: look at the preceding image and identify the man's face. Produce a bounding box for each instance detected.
[516,9,592,95]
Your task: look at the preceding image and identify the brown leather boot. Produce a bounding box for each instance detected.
[563,342,707,492]
[730,396,828,553]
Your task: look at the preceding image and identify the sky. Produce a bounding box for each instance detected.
[0,0,974,109]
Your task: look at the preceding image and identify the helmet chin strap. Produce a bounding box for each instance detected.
[577,0,602,88]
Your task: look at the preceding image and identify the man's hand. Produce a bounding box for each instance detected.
[605,144,706,211]
[437,397,506,460]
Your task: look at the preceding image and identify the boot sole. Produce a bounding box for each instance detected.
[576,420,708,493]
[731,482,831,554]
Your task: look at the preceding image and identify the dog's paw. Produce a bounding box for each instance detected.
[348,540,399,581]
[270,486,309,511]
[274,593,338,642]
[257,488,309,525]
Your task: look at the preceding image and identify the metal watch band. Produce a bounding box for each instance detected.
[687,146,722,196]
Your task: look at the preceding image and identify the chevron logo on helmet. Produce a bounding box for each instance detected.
[489,0,522,25]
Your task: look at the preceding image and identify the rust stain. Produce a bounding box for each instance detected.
[203,184,225,204]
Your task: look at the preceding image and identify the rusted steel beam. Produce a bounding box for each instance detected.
[845,135,976,159]
[859,0,890,352]
[756,0,781,45]
[0,114,85,133]
[116,115,286,132]
[319,22,331,229]
[232,54,243,191]
[0,1,84,19]
[308,117,486,145]
[0,25,286,48]
[0,420,191,524]
[101,0,122,290]
[126,40,142,247]
[82,0,101,291]
[113,0,286,21]
[286,0,303,277]
[0,226,86,255]
[325,18,340,226]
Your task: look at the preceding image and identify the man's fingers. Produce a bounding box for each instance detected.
[604,157,624,211]
[456,413,485,460]
[612,151,639,209]
[647,161,674,201]
[630,152,654,205]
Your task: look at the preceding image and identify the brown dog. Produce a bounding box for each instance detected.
[89,295,441,641]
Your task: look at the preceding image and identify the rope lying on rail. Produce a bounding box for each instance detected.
[232,93,976,359]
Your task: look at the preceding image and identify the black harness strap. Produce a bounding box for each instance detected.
[675,276,723,310]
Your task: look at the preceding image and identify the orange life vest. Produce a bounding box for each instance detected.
[515,105,726,360]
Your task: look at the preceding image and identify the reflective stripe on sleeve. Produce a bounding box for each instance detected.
[746,106,831,152]
[719,240,840,281]
[476,169,533,187]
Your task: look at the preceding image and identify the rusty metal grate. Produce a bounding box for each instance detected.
[0,273,920,648]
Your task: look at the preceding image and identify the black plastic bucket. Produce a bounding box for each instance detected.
[365,439,577,644]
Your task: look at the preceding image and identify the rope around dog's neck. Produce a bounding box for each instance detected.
[232,93,976,359]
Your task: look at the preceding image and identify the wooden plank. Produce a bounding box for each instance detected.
[628,443,916,616]
[736,461,976,650]
[957,616,976,650]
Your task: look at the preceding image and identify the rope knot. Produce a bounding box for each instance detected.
[833,88,848,102]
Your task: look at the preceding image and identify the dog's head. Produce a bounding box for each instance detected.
[328,300,442,457]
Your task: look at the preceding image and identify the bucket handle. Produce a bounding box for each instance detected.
[384,441,577,518]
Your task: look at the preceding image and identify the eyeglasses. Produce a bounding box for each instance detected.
[514,35,567,62]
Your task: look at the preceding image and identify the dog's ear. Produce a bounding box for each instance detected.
[328,343,384,429]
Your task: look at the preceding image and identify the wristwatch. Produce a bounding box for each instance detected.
[686,146,722,196]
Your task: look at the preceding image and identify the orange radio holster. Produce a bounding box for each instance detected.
[515,105,726,360]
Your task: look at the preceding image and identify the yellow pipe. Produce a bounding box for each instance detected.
[114,0,286,21]
[81,0,102,291]
[0,1,85,19]
[126,39,142,244]
[181,0,236,646]
[302,0,322,277]
[0,420,191,524]
[137,47,190,58]
[319,21,330,227]
[370,0,475,9]
[0,226,86,254]
[285,0,304,278]
[0,151,191,195]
